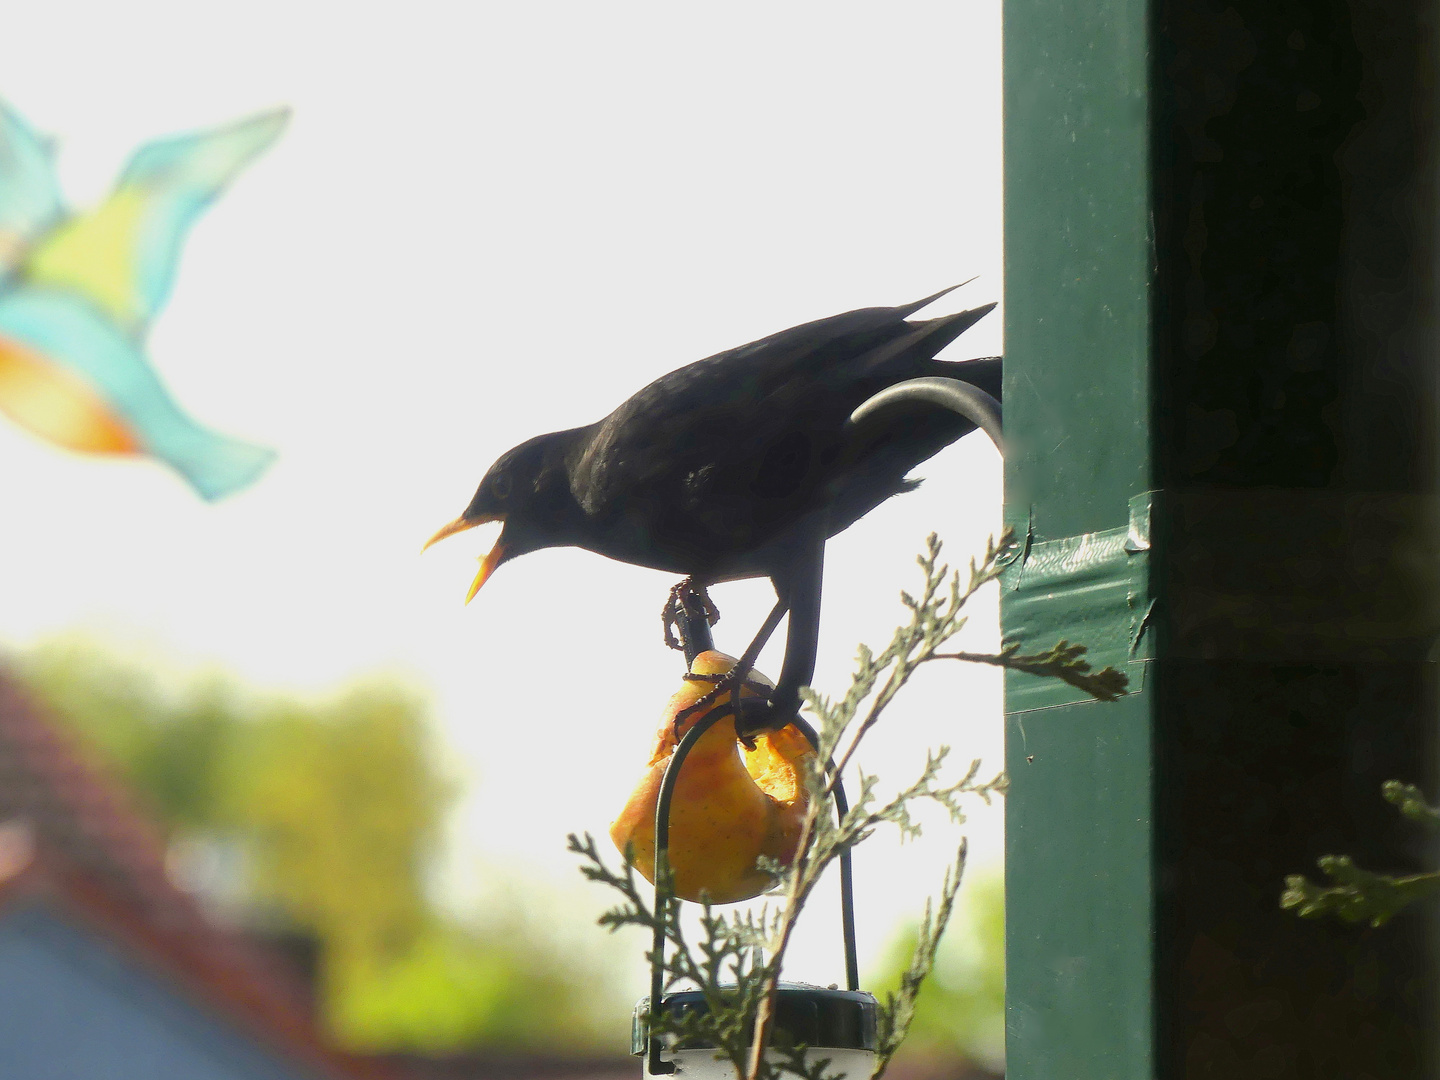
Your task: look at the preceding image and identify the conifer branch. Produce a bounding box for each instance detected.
[1281,780,1440,928]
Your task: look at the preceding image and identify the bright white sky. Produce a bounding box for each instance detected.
[0,1,1004,998]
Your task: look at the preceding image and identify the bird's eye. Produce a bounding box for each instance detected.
[492,474,512,500]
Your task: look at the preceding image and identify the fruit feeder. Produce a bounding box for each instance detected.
[626,377,1004,1078]
[629,592,870,1078]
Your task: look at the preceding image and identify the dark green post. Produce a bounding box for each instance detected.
[1002,0,1155,1074]
[1002,0,1439,1076]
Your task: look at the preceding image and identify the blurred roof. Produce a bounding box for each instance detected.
[0,664,399,1080]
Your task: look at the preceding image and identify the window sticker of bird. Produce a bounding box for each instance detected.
[0,101,287,501]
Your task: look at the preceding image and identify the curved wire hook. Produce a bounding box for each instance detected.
[848,375,1004,455]
[648,705,724,1075]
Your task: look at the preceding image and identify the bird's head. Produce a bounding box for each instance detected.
[423,431,580,602]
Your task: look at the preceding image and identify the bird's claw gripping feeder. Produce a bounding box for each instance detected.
[635,375,1003,1078]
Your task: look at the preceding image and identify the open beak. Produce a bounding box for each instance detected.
[423,514,507,604]
[465,538,507,603]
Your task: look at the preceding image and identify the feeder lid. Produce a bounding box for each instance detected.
[632,982,878,1054]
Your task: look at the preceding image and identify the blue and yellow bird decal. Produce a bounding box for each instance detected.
[0,102,287,500]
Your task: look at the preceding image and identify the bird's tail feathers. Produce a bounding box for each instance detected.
[912,302,996,350]
[860,302,997,375]
[892,279,980,320]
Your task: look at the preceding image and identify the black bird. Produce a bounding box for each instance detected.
[425,286,1000,732]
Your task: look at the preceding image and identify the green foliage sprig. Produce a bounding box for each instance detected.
[1282,781,1440,928]
[928,640,1129,703]
[573,530,1128,1079]
[1382,779,1440,830]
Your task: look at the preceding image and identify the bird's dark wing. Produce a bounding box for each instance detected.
[564,290,996,575]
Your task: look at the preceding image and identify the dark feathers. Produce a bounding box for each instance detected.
[446,288,1000,587]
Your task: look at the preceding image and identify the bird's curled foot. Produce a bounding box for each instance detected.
[730,694,801,748]
[683,696,795,750]
[674,670,797,748]
[662,577,721,651]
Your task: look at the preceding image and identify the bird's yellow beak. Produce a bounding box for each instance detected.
[464,538,508,603]
[423,514,506,604]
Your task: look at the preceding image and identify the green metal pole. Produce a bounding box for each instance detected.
[1002,0,1155,1075]
[1002,0,1439,1076]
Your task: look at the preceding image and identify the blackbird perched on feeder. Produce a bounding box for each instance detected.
[425,285,1001,734]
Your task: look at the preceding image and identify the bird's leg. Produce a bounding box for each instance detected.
[673,595,788,734]
[729,540,826,743]
[672,538,827,748]
[662,577,721,652]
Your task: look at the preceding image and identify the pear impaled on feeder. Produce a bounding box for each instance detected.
[610,650,816,904]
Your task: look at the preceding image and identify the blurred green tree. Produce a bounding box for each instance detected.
[14,638,237,832]
[868,871,1006,1073]
[229,685,447,1008]
[335,909,617,1052]
[10,636,622,1052]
